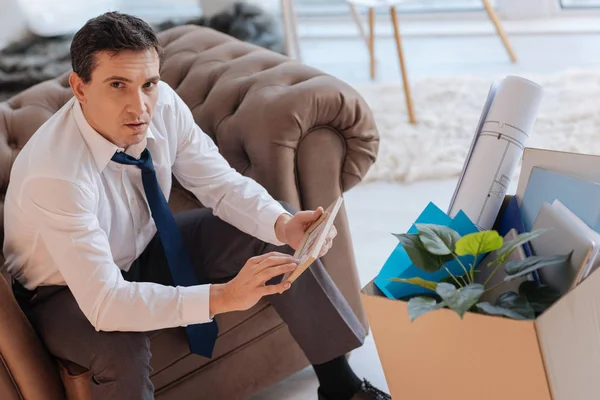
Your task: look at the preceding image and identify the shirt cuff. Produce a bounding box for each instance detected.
[261,202,292,246]
[180,284,213,325]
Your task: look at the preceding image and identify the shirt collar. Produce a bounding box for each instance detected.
[72,100,155,171]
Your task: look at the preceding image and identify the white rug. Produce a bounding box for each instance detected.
[355,67,600,184]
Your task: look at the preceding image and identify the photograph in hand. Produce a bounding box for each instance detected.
[283,196,344,283]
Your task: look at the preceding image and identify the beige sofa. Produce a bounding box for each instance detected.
[0,25,379,399]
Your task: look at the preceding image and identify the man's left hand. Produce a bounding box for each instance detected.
[275,208,337,258]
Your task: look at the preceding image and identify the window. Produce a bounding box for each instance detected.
[295,0,600,19]
[388,0,485,13]
[294,0,492,18]
[496,0,600,18]
[560,0,600,7]
[119,0,201,22]
[294,0,486,12]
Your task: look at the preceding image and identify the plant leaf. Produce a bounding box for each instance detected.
[392,233,453,272]
[455,230,503,257]
[496,229,550,262]
[519,281,561,315]
[504,253,571,281]
[415,224,461,256]
[390,277,438,291]
[435,283,484,318]
[407,297,445,322]
[495,291,536,319]
[476,302,531,320]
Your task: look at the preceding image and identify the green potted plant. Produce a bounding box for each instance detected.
[391,224,570,322]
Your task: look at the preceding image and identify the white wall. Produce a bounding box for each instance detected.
[0,0,28,49]
[15,0,119,36]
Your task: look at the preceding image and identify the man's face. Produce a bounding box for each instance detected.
[70,49,160,149]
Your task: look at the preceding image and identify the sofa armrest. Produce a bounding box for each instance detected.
[158,26,379,328]
[158,25,379,199]
[0,274,65,399]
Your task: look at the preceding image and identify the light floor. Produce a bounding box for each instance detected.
[300,31,600,83]
[252,25,600,400]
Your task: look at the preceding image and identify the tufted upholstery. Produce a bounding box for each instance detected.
[0,25,378,399]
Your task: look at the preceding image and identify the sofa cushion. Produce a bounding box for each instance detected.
[149,298,286,390]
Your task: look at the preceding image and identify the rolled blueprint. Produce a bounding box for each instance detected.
[447,76,543,230]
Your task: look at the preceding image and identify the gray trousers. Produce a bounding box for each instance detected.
[22,203,366,399]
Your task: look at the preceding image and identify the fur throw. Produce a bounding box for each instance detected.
[0,2,284,101]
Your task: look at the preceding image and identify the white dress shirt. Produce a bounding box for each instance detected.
[3,81,288,332]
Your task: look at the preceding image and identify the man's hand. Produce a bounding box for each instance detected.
[208,252,298,317]
[275,208,338,257]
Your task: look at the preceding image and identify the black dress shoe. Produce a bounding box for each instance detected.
[318,379,392,400]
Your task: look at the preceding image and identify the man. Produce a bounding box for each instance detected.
[3,11,390,400]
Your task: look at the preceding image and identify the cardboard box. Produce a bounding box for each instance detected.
[361,262,600,400]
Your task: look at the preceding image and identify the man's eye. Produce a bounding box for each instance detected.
[111,82,123,89]
[143,82,155,89]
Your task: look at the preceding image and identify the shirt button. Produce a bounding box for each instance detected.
[137,228,142,234]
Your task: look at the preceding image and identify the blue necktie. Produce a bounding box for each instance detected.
[111,148,219,358]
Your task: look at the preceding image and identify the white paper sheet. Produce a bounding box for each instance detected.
[447,76,543,230]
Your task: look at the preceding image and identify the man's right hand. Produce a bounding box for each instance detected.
[208,252,298,317]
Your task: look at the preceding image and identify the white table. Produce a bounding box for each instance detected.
[280,0,518,125]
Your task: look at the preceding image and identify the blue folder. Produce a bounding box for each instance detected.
[374,202,480,299]
[497,196,533,257]
[496,196,541,283]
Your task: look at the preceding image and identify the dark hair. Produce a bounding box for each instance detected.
[70,11,163,83]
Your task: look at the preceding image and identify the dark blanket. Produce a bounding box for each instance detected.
[0,2,284,101]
